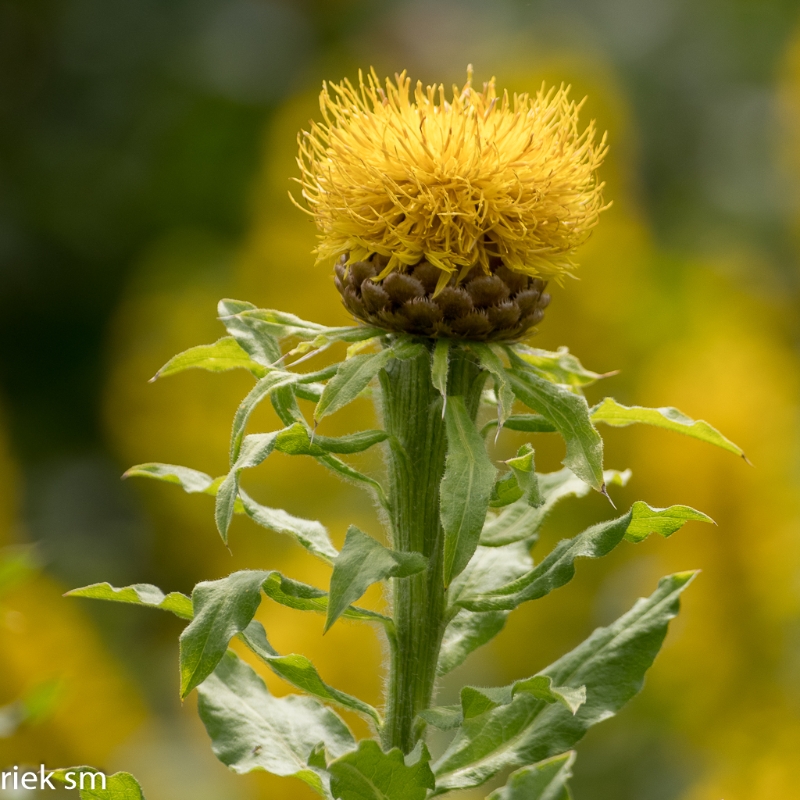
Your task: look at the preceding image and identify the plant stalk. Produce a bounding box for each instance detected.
[379,342,485,752]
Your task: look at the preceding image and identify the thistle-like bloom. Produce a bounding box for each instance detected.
[297,67,608,291]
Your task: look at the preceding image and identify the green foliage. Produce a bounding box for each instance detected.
[51,769,147,799]
[326,526,426,632]
[75,306,746,799]
[328,740,435,800]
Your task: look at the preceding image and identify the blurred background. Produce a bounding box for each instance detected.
[2,0,800,797]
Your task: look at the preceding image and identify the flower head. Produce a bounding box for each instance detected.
[297,67,608,292]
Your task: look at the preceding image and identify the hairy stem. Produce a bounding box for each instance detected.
[379,342,485,752]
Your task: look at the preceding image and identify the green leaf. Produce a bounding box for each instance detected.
[230,308,328,341]
[329,739,435,800]
[481,468,631,547]
[440,396,498,584]
[125,462,337,561]
[275,423,388,456]
[180,571,268,698]
[240,620,381,726]
[151,337,265,382]
[489,471,525,508]
[315,350,395,422]
[315,453,389,508]
[326,526,427,632]
[508,369,604,491]
[261,572,391,627]
[218,299,282,365]
[217,432,282,540]
[459,676,586,720]
[505,444,542,507]
[434,572,697,791]
[487,752,575,800]
[462,503,709,612]
[471,343,515,430]
[591,398,746,459]
[431,339,451,409]
[482,413,557,437]
[439,540,534,675]
[66,582,193,620]
[418,705,462,731]
[51,769,146,799]
[625,501,714,542]
[511,345,609,388]
[231,373,299,462]
[197,651,354,796]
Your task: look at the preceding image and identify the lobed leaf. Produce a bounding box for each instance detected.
[125,462,337,561]
[151,336,266,382]
[440,397,498,584]
[481,468,631,548]
[487,752,575,800]
[326,526,426,632]
[460,503,708,612]
[66,582,193,620]
[329,740,434,800]
[591,398,746,458]
[508,369,604,491]
[510,345,609,388]
[240,620,380,726]
[434,572,697,791]
[197,652,354,796]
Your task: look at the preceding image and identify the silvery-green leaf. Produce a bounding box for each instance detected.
[66,582,193,620]
[432,339,451,409]
[510,345,608,388]
[439,541,533,675]
[326,526,426,632]
[197,652,354,797]
[625,501,714,542]
[315,350,395,422]
[151,337,265,381]
[434,572,697,791]
[468,343,515,431]
[218,299,282,365]
[507,369,604,491]
[480,468,631,548]
[180,571,269,698]
[124,462,337,562]
[441,397,498,584]
[328,740,434,800]
[591,398,746,459]
[487,752,575,800]
[240,620,380,726]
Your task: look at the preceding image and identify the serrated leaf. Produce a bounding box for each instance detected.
[487,752,575,800]
[315,350,395,421]
[124,462,337,562]
[66,582,193,620]
[441,397,498,583]
[461,502,706,612]
[511,345,608,388]
[329,739,435,800]
[218,299,282,365]
[261,572,391,627]
[591,398,746,458]
[625,501,714,542]
[326,526,427,632]
[439,540,534,675]
[471,343,515,430]
[240,620,381,725]
[180,571,269,698]
[151,337,265,381]
[51,769,146,799]
[507,369,604,491]
[432,339,451,409]
[481,468,631,547]
[197,652,354,796]
[434,572,697,791]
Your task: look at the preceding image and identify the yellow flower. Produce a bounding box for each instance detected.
[296,67,608,292]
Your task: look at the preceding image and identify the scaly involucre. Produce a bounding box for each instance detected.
[297,68,608,290]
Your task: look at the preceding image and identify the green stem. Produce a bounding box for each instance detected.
[379,341,485,752]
